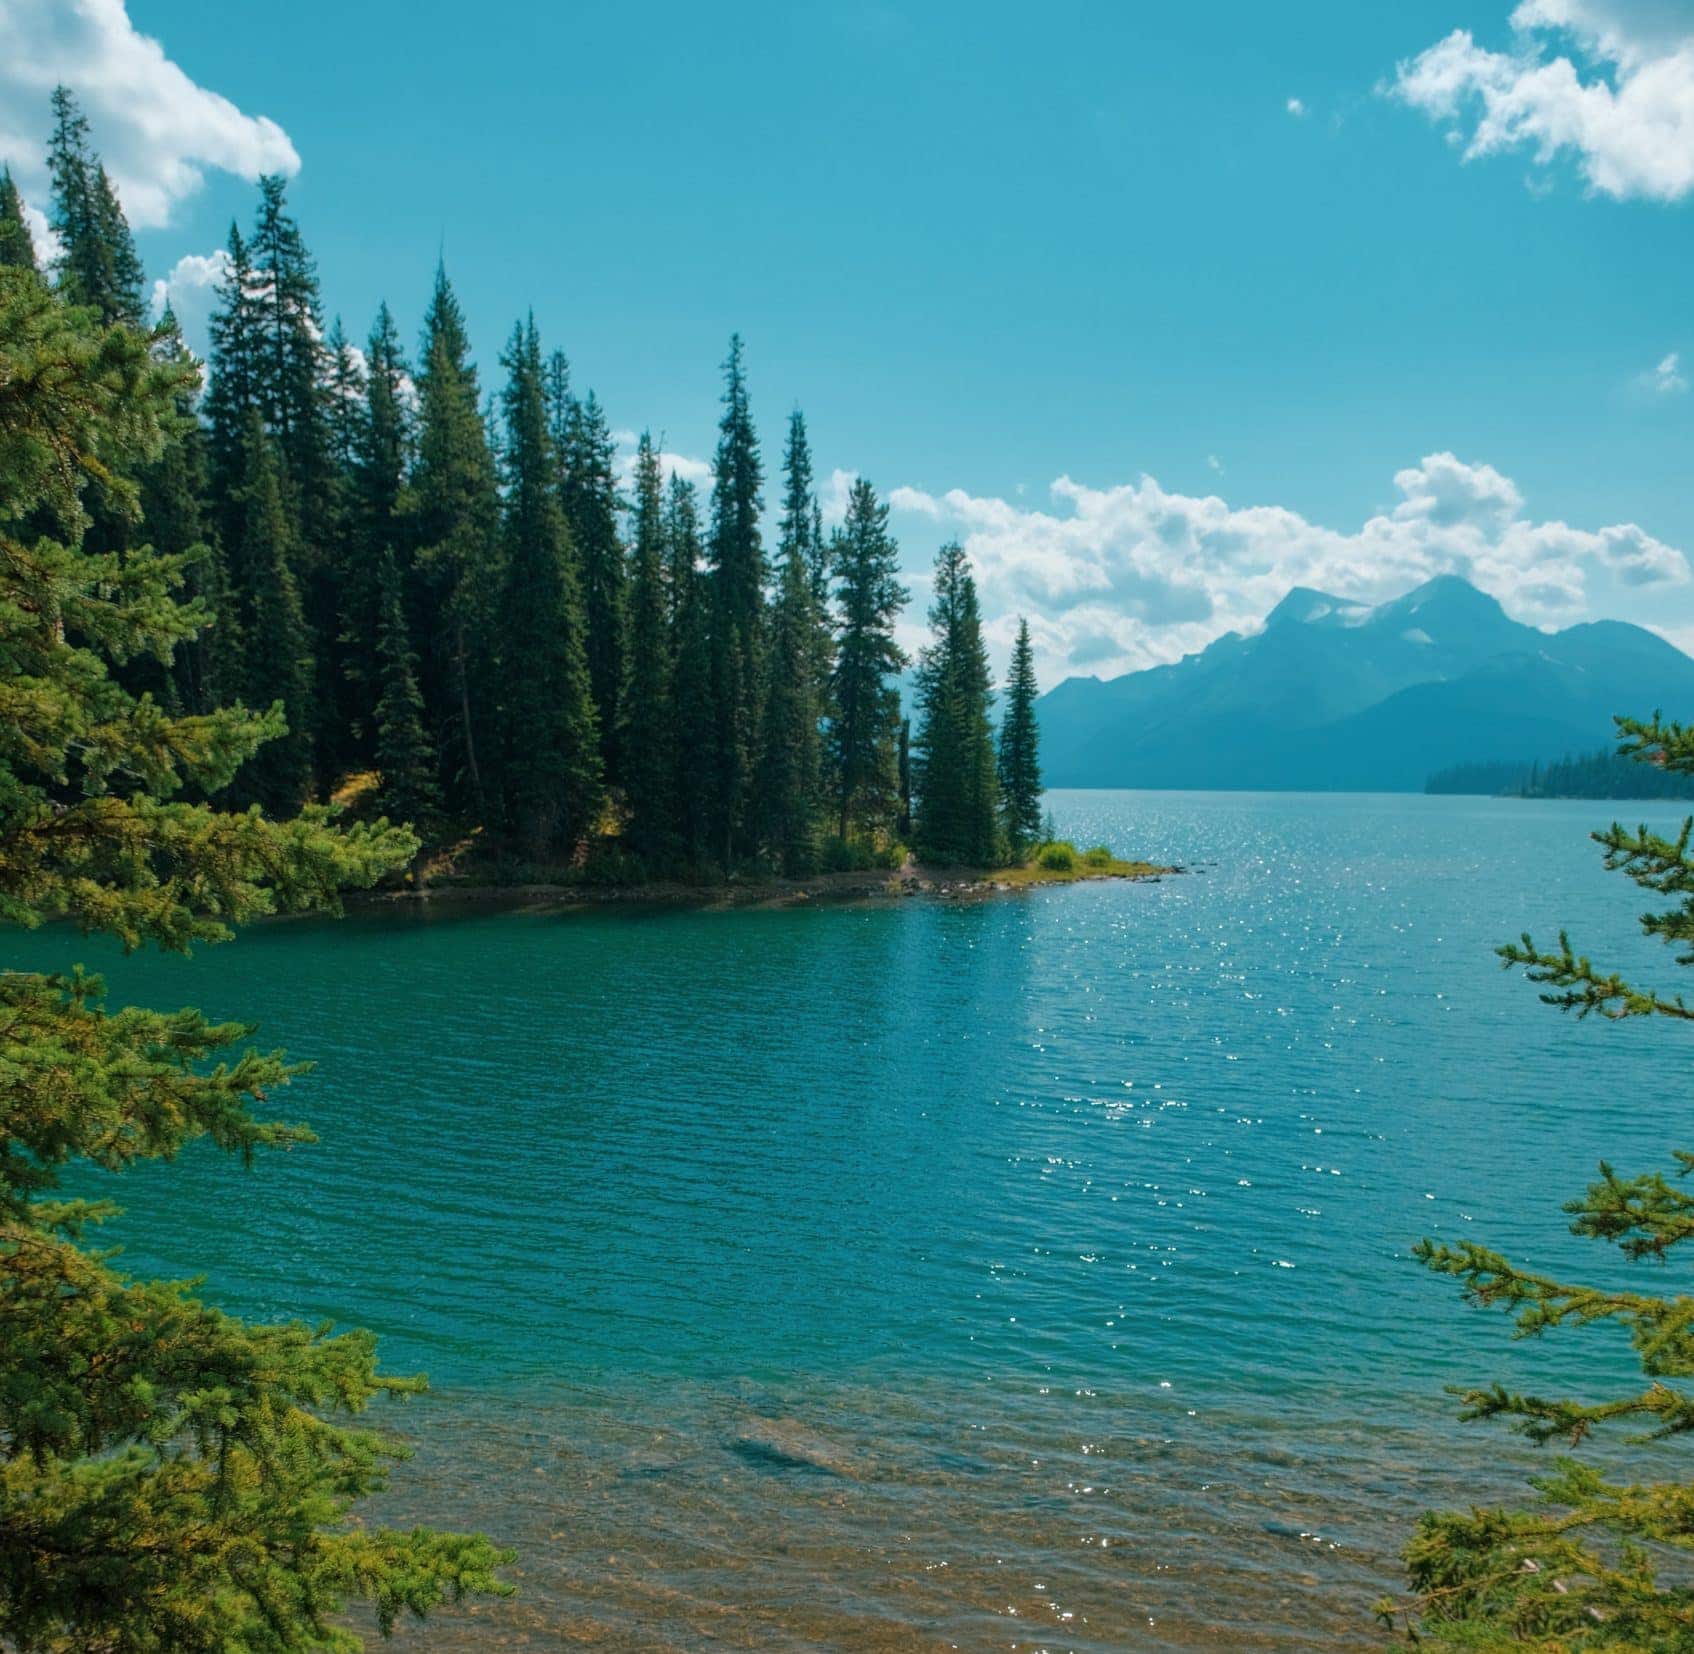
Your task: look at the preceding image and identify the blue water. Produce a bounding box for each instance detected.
[18,792,1687,1649]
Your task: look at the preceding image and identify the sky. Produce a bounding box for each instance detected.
[3,0,1694,684]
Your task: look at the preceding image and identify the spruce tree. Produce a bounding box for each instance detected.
[667,475,716,863]
[492,318,601,857]
[373,547,438,831]
[338,303,411,758]
[914,541,999,865]
[997,616,1043,859]
[621,433,676,861]
[828,477,907,842]
[203,223,265,555]
[230,412,315,816]
[1383,715,1694,1647]
[0,263,507,1648]
[705,334,765,864]
[757,422,826,873]
[45,87,143,327]
[412,264,501,817]
[0,166,37,272]
[560,388,627,782]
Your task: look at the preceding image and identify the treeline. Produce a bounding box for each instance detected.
[1425,750,1694,800]
[0,88,1043,878]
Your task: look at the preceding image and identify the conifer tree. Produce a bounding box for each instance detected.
[997,616,1043,858]
[561,388,627,782]
[230,412,315,815]
[492,318,601,856]
[1383,715,1694,1648]
[0,263,507,1649]
[779,409,834,745]
[337,303,411,757]
[203,223,265,552]
[828,477,907,842]
[0,166,37,272]
[373,547,438,831]
[667,475,716,862]
[45,87,143,327]
[412,264,501,816]
[621,433,676,860]
[914,541,999,865]
[705,334,766,863]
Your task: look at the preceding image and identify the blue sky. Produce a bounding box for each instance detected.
[4,0,1694,680]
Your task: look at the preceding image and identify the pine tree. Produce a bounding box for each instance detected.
[373,547,438,831]
[779,409,833,741]
[0,263,508,1648]
[667,475,716,862]
[621,433,676,861]
[45,87,143,327]
[997,616,1043,859]
[757,417,827,873]
[705,334,765,864]
[202,224,266,566]
[560,387,627,782]
[337,303,411,758]
[0,166,37,272]
[412,263,501,817]
[492,317,601,857]
[1382,715,1694,1648]
[230,413,314,816]
[914,541,999,865]
[828,477,907,843]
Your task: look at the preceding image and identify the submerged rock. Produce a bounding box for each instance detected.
[731,1418,859,1478]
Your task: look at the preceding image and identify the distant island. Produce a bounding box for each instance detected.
[1426,750,1694,800]
[1037,575,1694,792]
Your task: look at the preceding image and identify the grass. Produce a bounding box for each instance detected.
[992,841,1169,887]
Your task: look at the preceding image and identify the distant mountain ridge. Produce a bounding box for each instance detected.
[1035,575,1694,791]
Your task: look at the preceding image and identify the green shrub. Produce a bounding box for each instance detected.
[1082,844,1114,868]
[1038,842,1076,871]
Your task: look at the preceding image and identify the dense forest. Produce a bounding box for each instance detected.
[0,88,1043,882]
[1425,748,1694,800]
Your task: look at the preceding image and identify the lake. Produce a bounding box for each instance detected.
[19,791,1687,1650]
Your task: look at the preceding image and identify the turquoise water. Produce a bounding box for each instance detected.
[18,792,1688,1649]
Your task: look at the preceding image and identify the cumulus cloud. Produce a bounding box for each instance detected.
[149,246,229,356]
[609,429,713,490]
[1286,96,1307,117]
[1637,348,1689,393]
[1390,0,1694,200]
[889,452,1689,681]
[0,0,298,230]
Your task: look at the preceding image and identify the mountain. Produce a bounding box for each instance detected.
[1035,575,1694,791]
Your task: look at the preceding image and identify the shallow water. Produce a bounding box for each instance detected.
[21,791,1690,1649]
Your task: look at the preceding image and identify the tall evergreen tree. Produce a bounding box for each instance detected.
[913,541,999,865]
[621,433,676,860]
[412,264,501,817]
[779,409,833,735]
[202,223,265,554]
[492,318,601,857]
[705,334,765,863]
[45,87,143,326]
[373,547,438,831]
[667,475,716,862]
[1383,714,1694,1648]
[0,166,37,272]
[560,388,627,782]
[828,477,907,842]
[337,303,411,758]
[229,413,314,816]
[997,616,1043,858]
[0,266,507,1645]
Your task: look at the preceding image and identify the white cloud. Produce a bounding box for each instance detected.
[889,451,1689,681]
[149,245,228,356]
[1286,96,1308,117]
[1206,453,1224,474]
[821,466,858,527]
[609,429,712,489]
[1390,0,1694,200]
[1637,348,1689,393]
[0,0,298,230]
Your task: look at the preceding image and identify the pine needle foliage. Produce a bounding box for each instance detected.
[1383,713,1694,1649]
[0,264,509,1650]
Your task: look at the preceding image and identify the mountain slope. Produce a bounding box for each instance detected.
[1035,575,1694,791]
